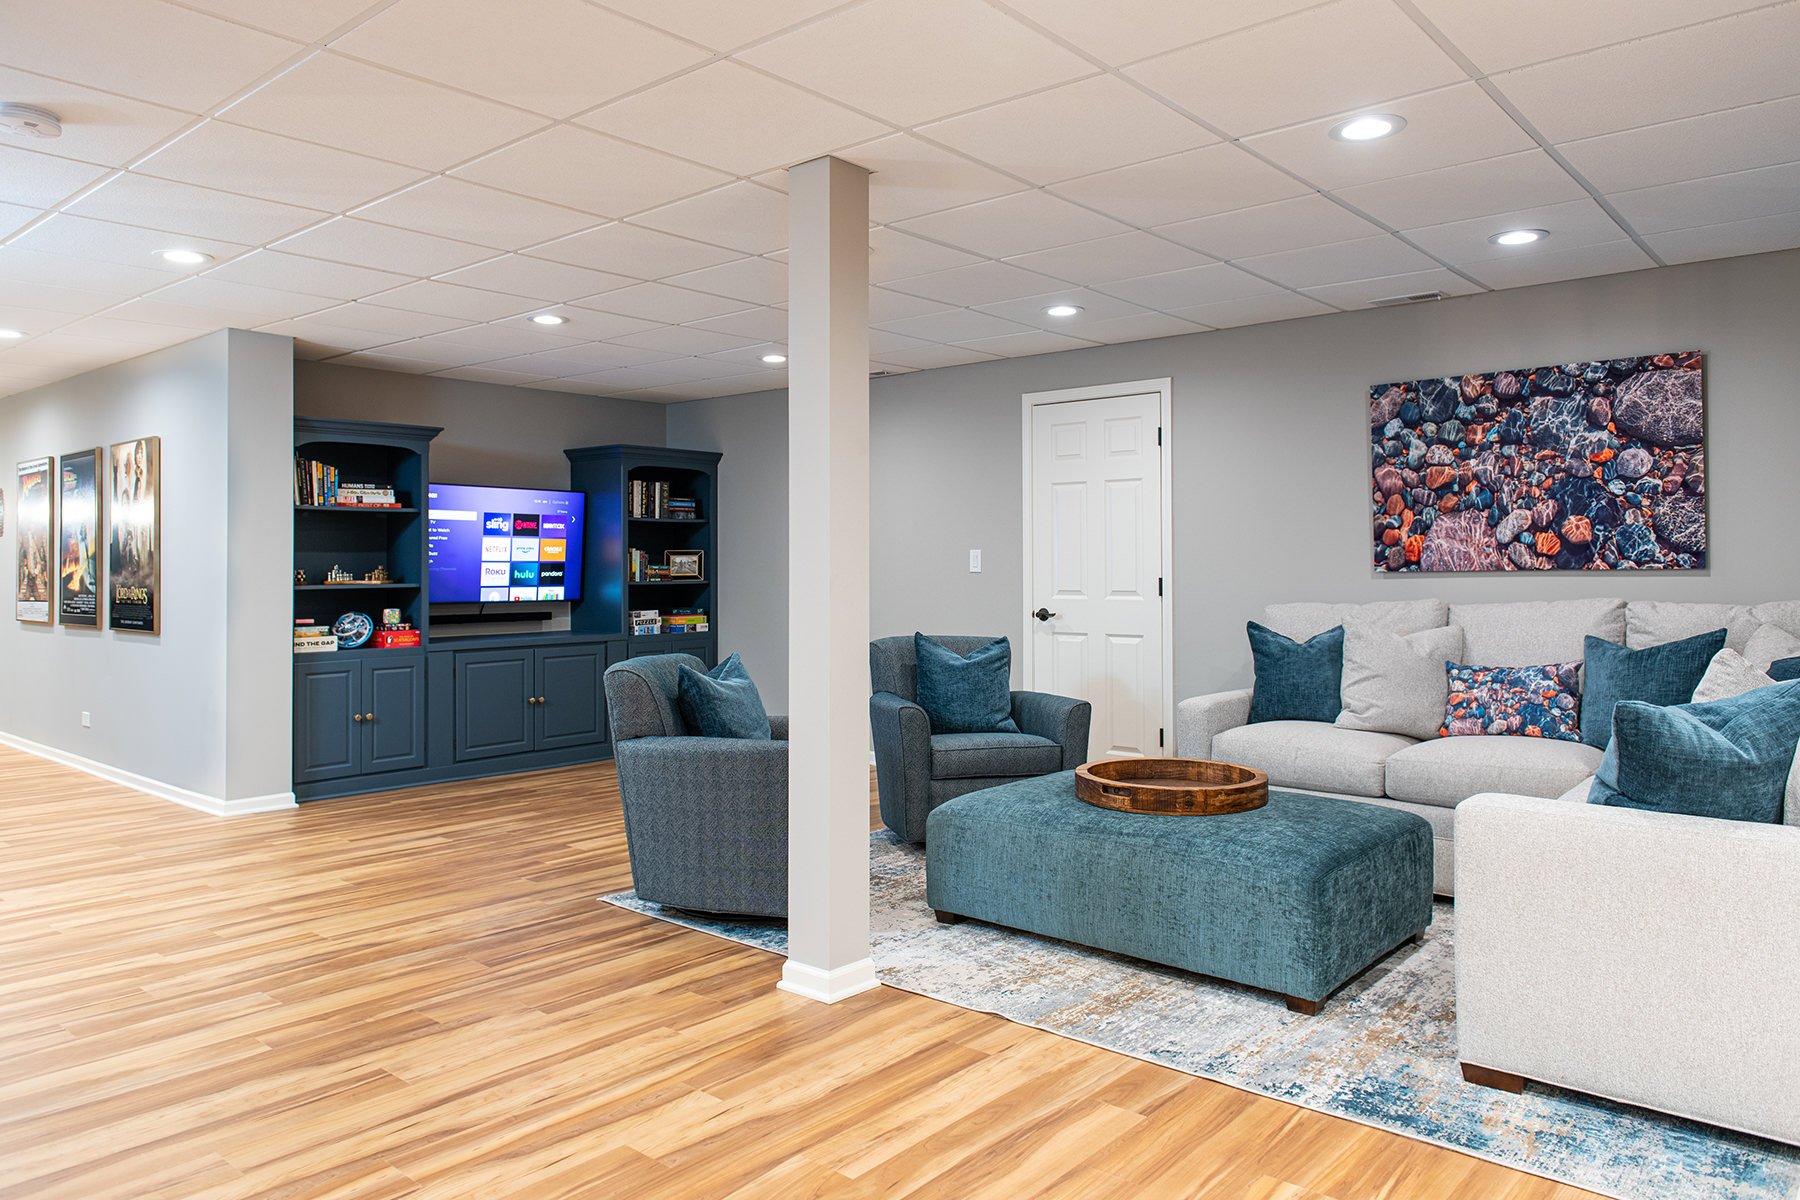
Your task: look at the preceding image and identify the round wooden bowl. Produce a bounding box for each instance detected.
[1075,757,1269,816]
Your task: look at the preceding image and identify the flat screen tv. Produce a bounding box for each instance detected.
[427,483,586,603]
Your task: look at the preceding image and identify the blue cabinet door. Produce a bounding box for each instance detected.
[454,649,535,762]
[667,635,715,668]
[364,656,426,774]
[536,644,607,751]
[295,660,361,783]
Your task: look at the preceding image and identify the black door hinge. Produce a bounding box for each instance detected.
[1159,727,1165,748]
[1157,576,1164,597]
[1156,426,1163,446]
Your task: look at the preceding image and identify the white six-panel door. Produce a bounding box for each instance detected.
[1027,387,1168,759]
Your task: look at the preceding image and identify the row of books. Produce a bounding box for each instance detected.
[294,457,401,507]
[630,479,699,520]
[628,549,676,582]
[630,608,710,636]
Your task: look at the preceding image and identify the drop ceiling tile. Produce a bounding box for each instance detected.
[1051,144,1310,228]
[0,277,135,317]
[1557,95,1800,195]
[598,0,855,52]
[480,342,676,376]
[400,324,583,358]
[577,357,741,386]
[1241,85,1538,193]
[1004,231,1217,285]
[684,307,792,341]
[138,276,336,319]
[174,0,379,41]
[1331,150,1589,230]
[867,228,983,284]
[1462,239,1655,290]
[893,191,1131,259]
[1492,4,1800,144]
[867,328,943,355]
[1064,310,1212,342]
[920,75,1217,186]
[1297,267,1481,307]
[201,250,409,299]
[52,316,198,346]
[665,257,788,306]
[1154,194,1381,261]
[65,174,325,243]
[871,342,1005,369]
[1407,0,1781,74]
[999,0,1336,68]
[528,221,744,278]
[1094,262,1286,310]
[0,251,161,304]
[134,121,425,213]
[331,0,707,118]
[1644,210,1800,264]
[452,125,730,220]
[220,53,547,172]
[883,261,1071,307]
[436,255,639,303]
[0,305,77,337]
[362,280,541,322]
[1,0,301,112]
[0,66,194,166]
[254,315,401,355]
[353,178,597,251]
[1608,160,1800,235]
[357,339,501,369]
[299,302,471,338]
[330,351,453,373]
[431,365,558,386]
[632,183,789,254]
[972,288,1157,327]
[1153,294,1342,328]
[8,216,249,273]
[954,329,1099,355]
[0,146,110,209]
[701,342,790,370]
[572,282,753,324]
[271,217,496,276]
[738,0,1094,127]
[867,288,954,324]
[1125,0,1463,137]
[1235,235,1440,288]
[873,308,1035,343]
[103,295,285,331]
[594,325,762,361]
[837,134,1027,224]
[502,308,657,339]
[577,61,887,178]
[1402,198,1633,265]
[0,203,37,239]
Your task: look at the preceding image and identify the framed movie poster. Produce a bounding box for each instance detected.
[59,449,102,627]
[108,436,160,634]
[16,457,53,624]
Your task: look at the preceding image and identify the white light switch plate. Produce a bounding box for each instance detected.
[968,549,981,573]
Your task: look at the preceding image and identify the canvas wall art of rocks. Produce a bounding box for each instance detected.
[1370,352,1705,573]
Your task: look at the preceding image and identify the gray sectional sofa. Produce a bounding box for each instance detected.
[1175,596,1800,895]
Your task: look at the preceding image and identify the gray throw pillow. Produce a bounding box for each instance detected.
[1335,622,1464,741]
[1745,623,1800,673]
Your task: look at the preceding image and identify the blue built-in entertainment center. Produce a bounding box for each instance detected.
[291,415,720,802]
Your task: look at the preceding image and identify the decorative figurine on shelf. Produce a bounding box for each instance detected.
[363,564,392,584]
[326,564,354,584]
[294,568,307,585]
[381,607,402,626]
[332,611,374,649]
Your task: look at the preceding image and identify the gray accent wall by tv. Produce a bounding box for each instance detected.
[0,329,295,811]
[668,248,1800,711]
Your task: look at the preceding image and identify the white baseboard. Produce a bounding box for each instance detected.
[777,957,881,1004]
[0,731,296,817]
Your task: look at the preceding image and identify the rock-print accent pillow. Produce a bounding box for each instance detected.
[1442,660,1583,740]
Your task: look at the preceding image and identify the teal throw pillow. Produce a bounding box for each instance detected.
[1580,628,1727,750]
[1247,622,1344,724]
[1771,656,1800,682]
[914,634,1019,735]
[1588,680,1800,823]
[677,653,772,740]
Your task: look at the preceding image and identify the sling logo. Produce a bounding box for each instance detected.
[483,512,511,533]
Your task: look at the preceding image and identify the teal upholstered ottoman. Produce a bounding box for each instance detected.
[925,771,1433,1012]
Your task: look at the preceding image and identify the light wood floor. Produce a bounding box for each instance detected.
[0,746,1600,1199]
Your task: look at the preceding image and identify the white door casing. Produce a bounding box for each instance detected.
[1022,379,1173,759]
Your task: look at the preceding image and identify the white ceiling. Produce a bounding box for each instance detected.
[2,0,1798,402]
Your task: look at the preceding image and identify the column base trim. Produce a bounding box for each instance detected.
[0,731,296,817]
[777,958,881,1004]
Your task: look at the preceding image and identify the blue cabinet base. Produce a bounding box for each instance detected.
[294,739,617,803]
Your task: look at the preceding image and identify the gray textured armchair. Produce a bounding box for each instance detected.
[603,654,789,918]
[870,635,1091,844]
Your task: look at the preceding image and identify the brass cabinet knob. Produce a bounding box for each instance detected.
[365,713,375,721]
[353,714,364,722]
[538,696,547,704]
[527,696,538,705]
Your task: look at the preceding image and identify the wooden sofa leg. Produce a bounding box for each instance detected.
[1461,1062,1526,1093]
[1283,995,1320,1015]
[934,910,965,925]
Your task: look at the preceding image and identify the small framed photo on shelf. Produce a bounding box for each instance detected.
[665,549,703,579]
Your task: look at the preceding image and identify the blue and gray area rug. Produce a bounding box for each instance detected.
[603,831,1800,1200]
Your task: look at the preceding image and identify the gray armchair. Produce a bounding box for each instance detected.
[870,635,1091,844]
[603,654,789,918]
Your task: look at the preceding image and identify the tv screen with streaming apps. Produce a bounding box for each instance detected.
[427,483,586,603]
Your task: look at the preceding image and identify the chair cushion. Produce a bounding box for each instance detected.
[914,634,1020,735]
[1444,660,1583,741]
[930,732,1060,780]
[1247,622,1344,724]
[1590,683,1800,824]
[1336,622,1463,740]
[1212,721,1414,798]
[1449,597,1625,666]
[1580,628,1726,749]
[1261,598,1446,642]
[1626,600,1757,652]
[677,653,772,740]
[1385,736,1604,807]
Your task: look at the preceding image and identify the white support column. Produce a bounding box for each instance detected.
[781,155,877,1004]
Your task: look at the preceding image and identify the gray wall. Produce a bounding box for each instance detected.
[0,330,295,806]
[669,248,1800,709]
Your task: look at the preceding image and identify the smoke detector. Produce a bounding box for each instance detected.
[0,104,62,139]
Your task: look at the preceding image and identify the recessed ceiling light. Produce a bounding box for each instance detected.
[158,249,211,265]
[760,353,788,364]
[1043,304,1083,318]
[1329,113,1406,142]
[530,313,568,326]
[1488,228,1548,246]
[0,328,24,340]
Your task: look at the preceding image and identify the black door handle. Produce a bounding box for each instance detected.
[1032,607,1058,622]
